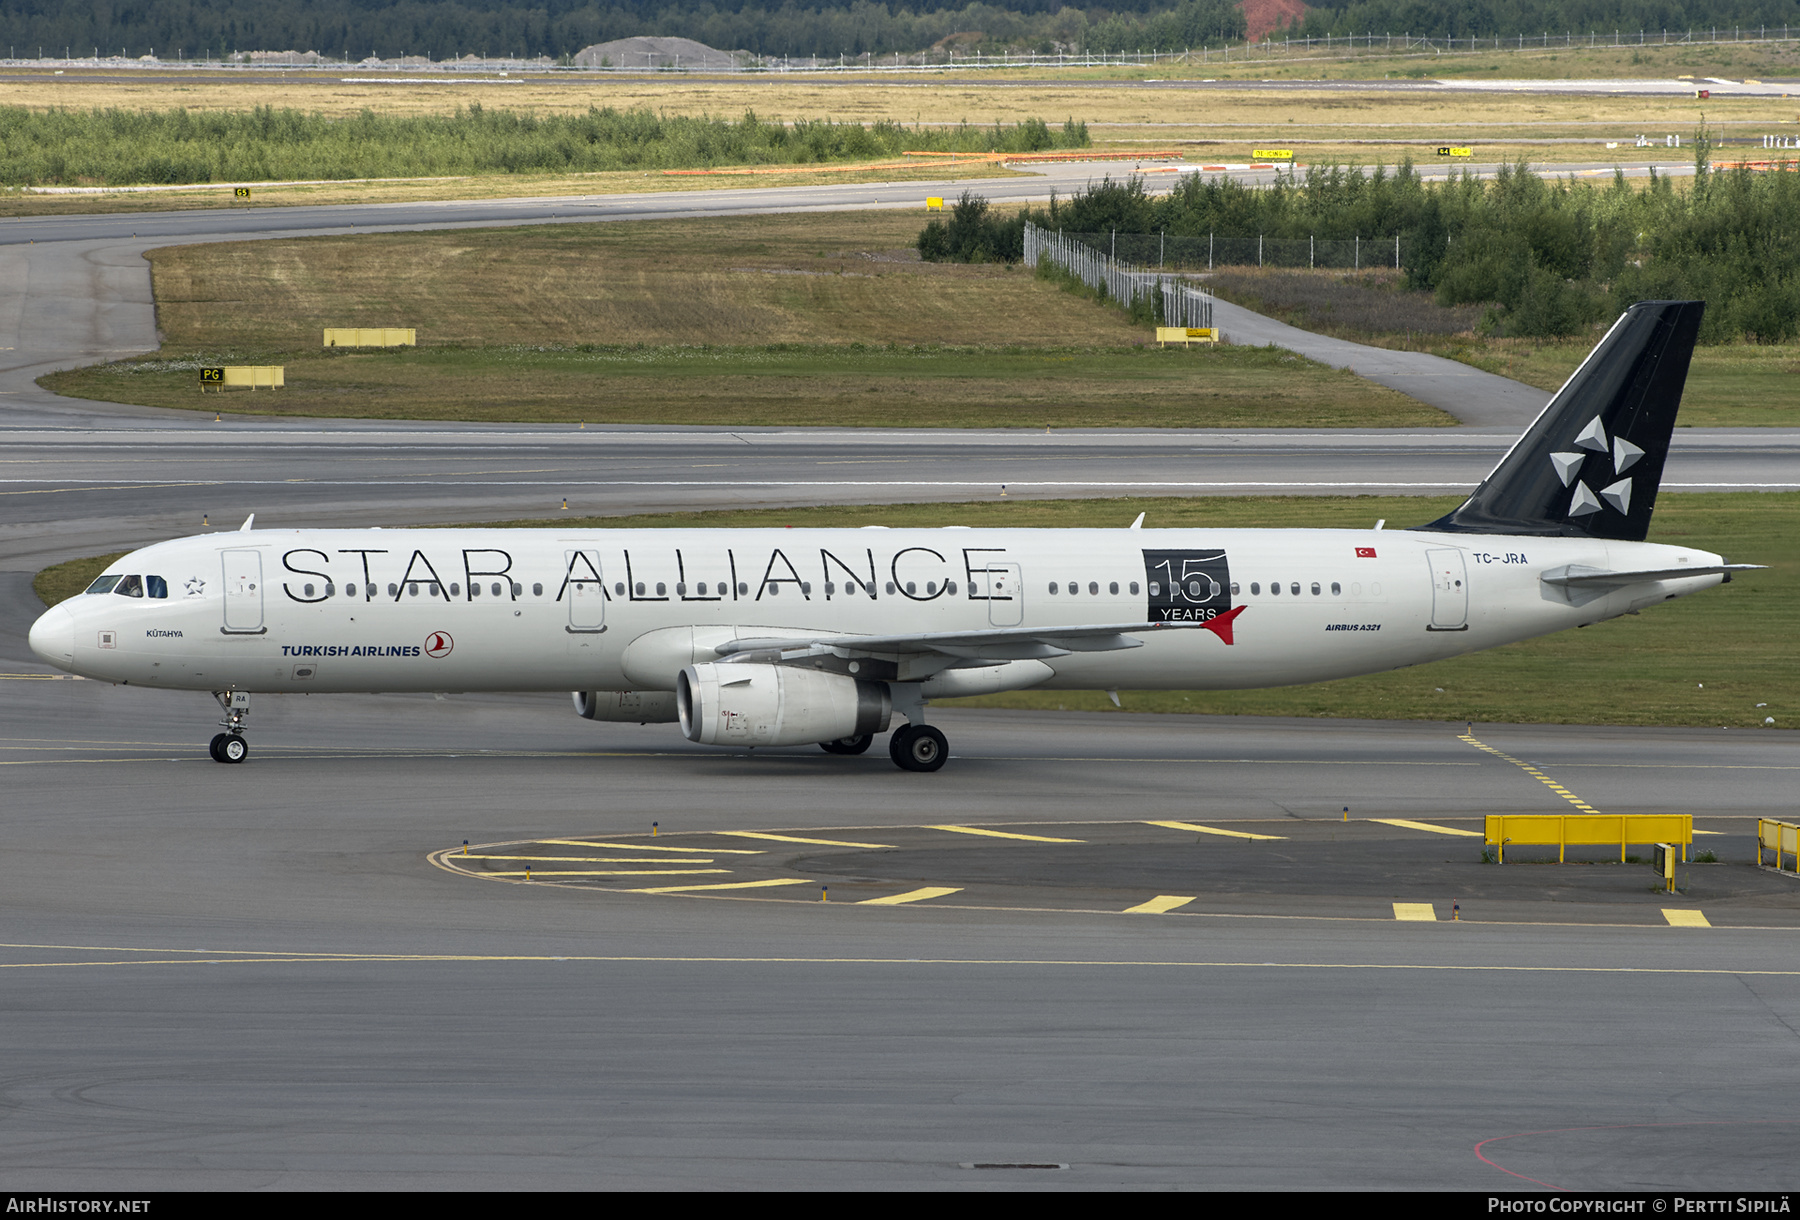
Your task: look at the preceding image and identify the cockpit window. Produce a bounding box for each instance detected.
[147,575,168,599]
[114,575,144,598]
[85,575,122,595]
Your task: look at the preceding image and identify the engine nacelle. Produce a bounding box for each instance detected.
[677,663,891,747]
[571,690,680,723]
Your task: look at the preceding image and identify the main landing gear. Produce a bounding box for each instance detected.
[815,726,949,771]
[888,723,948,773]
[209,690,250,764]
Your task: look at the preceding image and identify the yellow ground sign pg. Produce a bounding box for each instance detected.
[1252,149,1294,161]
[1437,147,1475,157]
[925,196,944,211]
[200,366,284,390]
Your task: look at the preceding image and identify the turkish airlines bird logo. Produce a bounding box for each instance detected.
[425,632,454,659]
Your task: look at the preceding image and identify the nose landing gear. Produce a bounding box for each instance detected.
[209,691,251,764]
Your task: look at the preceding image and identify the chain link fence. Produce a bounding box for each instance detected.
[1024,222,1214,328]
[1059,230,1407,272]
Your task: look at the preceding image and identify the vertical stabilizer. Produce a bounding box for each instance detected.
[1418,300,1703,542]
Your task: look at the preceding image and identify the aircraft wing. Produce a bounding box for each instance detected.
[716,607,1246,660]
[1541,563,1763,588]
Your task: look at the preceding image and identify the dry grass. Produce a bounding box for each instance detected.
[1206,267,1484,338]
[1193,266,1800,427]
[139,211,1148,348]
[3,64,1796,216]
[45,209,1446,427]
[1437,336,1800,427]
[53,344,1440,428]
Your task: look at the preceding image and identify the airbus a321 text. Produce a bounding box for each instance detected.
[29,301,1757,771]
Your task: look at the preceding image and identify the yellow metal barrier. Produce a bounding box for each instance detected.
[1156,326,1219,347]
[925,197,944,211]
[201,366,284,390]
[1485,814,1692,864]
[1758,819,1800,872]
[323,328,416,348]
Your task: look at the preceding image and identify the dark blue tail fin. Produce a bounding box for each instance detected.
[1419,300,1703,542]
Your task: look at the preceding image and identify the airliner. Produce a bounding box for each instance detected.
[28,301,1756,770]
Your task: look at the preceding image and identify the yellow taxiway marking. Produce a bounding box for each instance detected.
[1460,733,1606,814]
[1124,895,1196,914]
[929,825,1084,843]
[490,869,731,878]
[1664,909,1712,927]
[715,831,896,849]
[1146,820,1286,841]
[1371,818,1484,838]
[467,855,713,863]
[628,878,815,894]
[1393,903,1439,921]
[858,887,964,906]
[539,839,764,855]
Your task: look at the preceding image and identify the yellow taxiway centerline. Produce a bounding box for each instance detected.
[858,887,964,906]
[929,825,1084,843]
[715,831,897,848]
[538,839,764,854]
[1146,820,1286,841]
[628,878,816,894]
[1124,895,1197,914]
[1371,818,1484,837]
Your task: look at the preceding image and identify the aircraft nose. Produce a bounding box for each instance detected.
[28,603,76,669]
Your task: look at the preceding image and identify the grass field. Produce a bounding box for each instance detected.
[42,212,1446,428]
[3,53,1795,213]
[1202,267,1800,427]
[35,491,1794,730]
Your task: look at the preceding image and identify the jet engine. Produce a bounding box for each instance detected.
[572,690,680,723]
[677,663,891,747]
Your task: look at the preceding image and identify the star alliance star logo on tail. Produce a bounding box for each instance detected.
[1551,416,1644,520]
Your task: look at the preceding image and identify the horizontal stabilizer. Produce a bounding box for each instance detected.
[1541,563,1763,587]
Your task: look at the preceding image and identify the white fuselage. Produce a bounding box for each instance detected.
[29,525,1726,696]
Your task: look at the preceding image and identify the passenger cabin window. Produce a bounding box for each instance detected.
[1332,582,1342,596]
[1290,583,1300,596]
[1250,582,1261,595]
[1311,583,1321,596]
